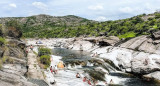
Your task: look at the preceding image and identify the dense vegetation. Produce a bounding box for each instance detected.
[1,12,160,39]
[38,47,51,56]
[38,47,51,68]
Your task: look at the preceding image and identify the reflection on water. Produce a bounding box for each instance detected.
[52,48,160,86]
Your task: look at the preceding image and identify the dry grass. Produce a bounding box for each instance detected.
[0,59,3,70]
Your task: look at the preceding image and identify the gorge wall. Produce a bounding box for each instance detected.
[0,24,37,86]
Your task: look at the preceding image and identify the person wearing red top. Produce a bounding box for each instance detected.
[83,77,87,82]
[88,79,92,85]
[50,66,53,73]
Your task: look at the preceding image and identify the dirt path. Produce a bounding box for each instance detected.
[27,49,44,79]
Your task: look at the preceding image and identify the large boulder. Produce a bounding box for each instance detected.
[7,39,26,49]
[151,30,160,39]
[93,47,160,75]
[101,36,120,46]
[7,27,22,38]
[120,35,160,54]
[84,36,120,46]
[0,71,37,86]
[72,40,93,51]
[143,71,160,81]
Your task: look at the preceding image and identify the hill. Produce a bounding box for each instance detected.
[0,12,160,38]
[0,14,96,38]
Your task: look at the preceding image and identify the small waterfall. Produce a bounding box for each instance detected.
[87,62,93,66]
[67,64,72,69]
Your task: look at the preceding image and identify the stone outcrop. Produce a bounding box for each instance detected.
[83,36,120,46]
[0,71,37,86]
[93,46,160,75]
[0,24,39,86]
[151,30,160,39]
[7,27,22,38]
[71,40,94,51]
[120,35,160,54]
[143,71,160,81]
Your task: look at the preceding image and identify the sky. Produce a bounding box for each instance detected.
[0,0,160,21]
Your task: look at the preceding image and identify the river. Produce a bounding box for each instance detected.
[50,48,160,86]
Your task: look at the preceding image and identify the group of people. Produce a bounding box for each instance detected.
[50,65,58,74]
[25,45,33,54]
[75,73,92,85]
[76,73,114,86]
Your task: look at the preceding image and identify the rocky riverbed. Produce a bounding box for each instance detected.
[25,31,160,85]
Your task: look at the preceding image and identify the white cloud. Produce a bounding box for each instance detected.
[119,7,133,13]
[32,2,48,11]
[1,0,160,20]
[9,3,17,8]
[88,4,103,11]
[95,16,107,21]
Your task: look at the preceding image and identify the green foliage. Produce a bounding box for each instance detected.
[0,24,2,36]
[38,47,51,56]
[5,20,22,29]
[2,56,7,63]
[40,55,50,68]
[2,56,14,64]
[118,32,136,39]
[155,13,160,19]
[38,47,51,68]
[2,13,160,39]
[0,37,6,45]
[0,59,2,69]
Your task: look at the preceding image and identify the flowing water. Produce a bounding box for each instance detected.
[51,48,160,86]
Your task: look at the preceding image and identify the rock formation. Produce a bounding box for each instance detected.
[0,24,37,86]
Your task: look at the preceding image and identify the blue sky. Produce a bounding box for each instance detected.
[0,0,160,21]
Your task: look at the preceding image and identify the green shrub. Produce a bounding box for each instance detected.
[118,32,136,39]
[0,37,6,45]
[2,56,8,63]
[155,13,160,19]
[2,56,14,63]
[40,55,50,68]
[0,59,2,70]
[38,47,51,56]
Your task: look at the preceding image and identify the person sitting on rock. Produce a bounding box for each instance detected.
[87,79,92,85]
[50,80,56,85]
[83,77,87,82]
[76,73,81,78]
[109,79,114,84]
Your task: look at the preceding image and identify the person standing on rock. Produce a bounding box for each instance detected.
[54,65,58,74]
[144,59,148,65]
[25,46,29,54]
[30,45,33,50]
[50,66,53,73]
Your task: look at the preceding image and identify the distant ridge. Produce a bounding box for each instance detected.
[0,12,160,38]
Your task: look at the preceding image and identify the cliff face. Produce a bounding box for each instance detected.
[0,24,37,86]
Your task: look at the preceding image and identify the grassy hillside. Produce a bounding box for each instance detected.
[0,12,160,39]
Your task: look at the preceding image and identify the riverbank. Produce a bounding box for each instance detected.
[27,49,44,79]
